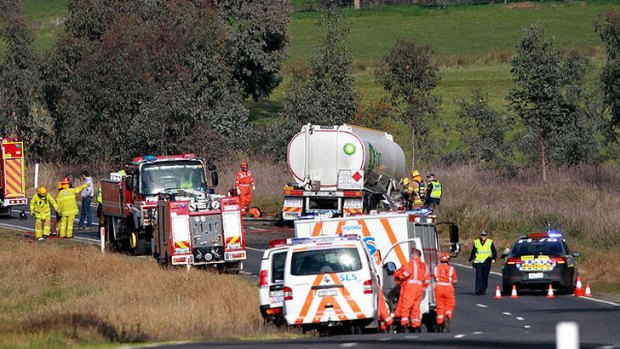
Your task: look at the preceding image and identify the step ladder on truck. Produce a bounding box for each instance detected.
[0,138,28,217]
[294,211,460,332]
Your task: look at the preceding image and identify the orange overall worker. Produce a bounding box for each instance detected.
[377,287,394,332]
[394,248,430,333]
[56,178,89,238]
[434,252,458,332]
[235,161,255,212]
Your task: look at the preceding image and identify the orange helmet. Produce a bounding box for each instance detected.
[440,253,450,262]
[240,161,248,169]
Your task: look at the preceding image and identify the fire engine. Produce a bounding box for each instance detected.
[101,154,246,271]
[0,138,28,217]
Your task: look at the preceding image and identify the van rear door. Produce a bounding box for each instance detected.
[259,247,288,321]
[283,242,375,326]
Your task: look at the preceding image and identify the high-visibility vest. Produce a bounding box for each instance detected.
[473,238,493,264]
[97,187,102,204]
[434,263,457,286]
[429,180,442,199]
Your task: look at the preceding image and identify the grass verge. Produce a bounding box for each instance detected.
[0,230,289,349]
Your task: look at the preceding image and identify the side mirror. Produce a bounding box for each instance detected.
[208,164,219,187]
[384,262,397,276]
[572,252,581,257]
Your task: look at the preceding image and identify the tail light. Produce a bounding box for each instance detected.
[259,270,268,288]
[506,257,522,265]
[284,286,293,301]
[343,191,363,197]
[363,280,373,294]
[551,257,567,264]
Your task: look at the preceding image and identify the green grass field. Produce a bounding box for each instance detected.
[5,1,620,136]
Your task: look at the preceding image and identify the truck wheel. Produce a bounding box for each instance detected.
[135,237,146,255]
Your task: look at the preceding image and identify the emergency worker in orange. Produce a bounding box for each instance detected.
[434,252,457,332]
[56,178,89,238]
[394,248,430,332]
[235,161,255,212]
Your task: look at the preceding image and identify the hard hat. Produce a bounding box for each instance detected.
[240,161,248,168]
[37,187,47,196]
[411,170,420,178]
[402,177,411,185]
[61,177,71,185]
[57,182,63,190]
[440,253,450,262]
[480,230,488,237]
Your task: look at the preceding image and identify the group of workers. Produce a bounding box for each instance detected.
[29,171,93,240]
[401,170,443,210]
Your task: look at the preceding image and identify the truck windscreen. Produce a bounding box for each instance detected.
[141,161,207,195]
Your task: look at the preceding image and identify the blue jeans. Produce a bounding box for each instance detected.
[78,196,93,228]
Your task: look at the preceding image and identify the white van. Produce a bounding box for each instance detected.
[282,236,378,331]
[258,242,289,325]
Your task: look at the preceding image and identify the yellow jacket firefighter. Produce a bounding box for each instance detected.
[30,193,59,220]
[56,183,89,216]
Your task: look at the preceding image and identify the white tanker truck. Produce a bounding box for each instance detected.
[282,124,407,221]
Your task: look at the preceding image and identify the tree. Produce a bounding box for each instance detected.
[266,8,357,159]
[217,0,293,101]
[457,90,508,165]
[0,12,47,159]
[508,24,565,182]
[376,39,439,169]
[595,10,620,131]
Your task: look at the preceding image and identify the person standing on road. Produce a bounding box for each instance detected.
[235,162,255,213]
[30,187,59,241]
[469,230,497,295]
[425,173,442,208]
[77,171,94,230]
[434,253,457,332]
[57,178,89,238]
[394,248,430,333]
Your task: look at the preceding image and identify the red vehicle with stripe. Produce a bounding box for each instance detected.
[101,154,246,271]
[0,138,28,217]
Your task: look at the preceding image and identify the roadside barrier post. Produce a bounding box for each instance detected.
[100,226,105,254]
[556,321,579,349]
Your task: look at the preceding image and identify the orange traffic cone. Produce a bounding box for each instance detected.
[511,285,519,299]
[546,284,555,299]
[494,285,503,299]
[584,283,592,297]
[574,276,584,297]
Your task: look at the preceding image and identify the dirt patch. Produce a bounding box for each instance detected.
[504,2,537,10]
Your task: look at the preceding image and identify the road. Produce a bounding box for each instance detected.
[2,208,619,349]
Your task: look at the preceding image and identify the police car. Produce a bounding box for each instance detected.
[281,236,379,331]
[501,231,580,295]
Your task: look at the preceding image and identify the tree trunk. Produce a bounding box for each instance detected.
[540,136,547,183]
[411,123,416,171]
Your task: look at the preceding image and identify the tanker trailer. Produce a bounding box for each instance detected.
[282,124,406,221]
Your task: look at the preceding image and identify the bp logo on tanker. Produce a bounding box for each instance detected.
[343,143,356,156]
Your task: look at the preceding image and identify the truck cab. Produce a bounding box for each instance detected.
[0,138,28,217]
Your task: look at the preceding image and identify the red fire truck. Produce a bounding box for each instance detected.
[0,138,28,217]
[101,154,246,271]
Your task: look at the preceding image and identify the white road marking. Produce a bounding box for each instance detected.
[247,226,267,231]
[473,331,483,335]
[0,222,30,231]
[516,317,524,321]
[453,262,502,276]
[578,296,620,307]
[404,335,418,339]
[454,334,466,338]
[377,337,391,341]
[12,209,100,226]
[476,304,488,308]
[340,343,357,348]
[524,325,531,329]
[502,312,512,316]
[246,247,265,253]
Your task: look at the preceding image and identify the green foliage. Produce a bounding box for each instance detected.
[457,90,508,166]
[218,0,293,101]
[40,0,290,163]
[266,8,358,159]
[0,12,48,159]
[376,39,439,166]
[595,9,620,131]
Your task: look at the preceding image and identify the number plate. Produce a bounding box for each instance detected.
[269,290,284,303]
[318,289,338,297]
[528,272,544,279]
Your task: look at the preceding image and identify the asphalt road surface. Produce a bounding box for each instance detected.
[2,207,619,349]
